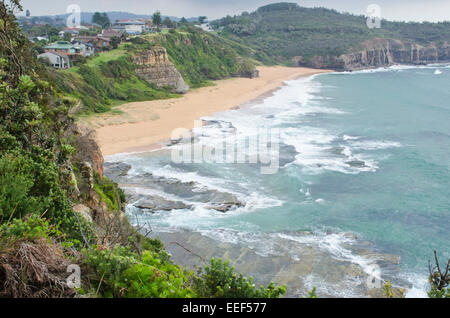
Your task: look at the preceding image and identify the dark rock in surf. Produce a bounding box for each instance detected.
[346,160,368,168]
[104,162,132,179]
[134,196,192,212]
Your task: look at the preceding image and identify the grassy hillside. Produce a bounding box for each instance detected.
[212,2,450,65]
[143,27,258,88]
[49,27,258,113]
[50,46,178,114]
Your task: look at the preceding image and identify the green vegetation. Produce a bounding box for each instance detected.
[427,252,450,298]
[0,1,285,298]
[152,11,162,30]
[48,27,257,114]
[93,172,126,211]
[2,0,448,299]
[92,12,111,29]
[50,49,178,113]
[212,2,450,66]
[193,258,286,298]
[148,27,257,87]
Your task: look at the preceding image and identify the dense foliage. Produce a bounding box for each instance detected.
[50,53,177,113]
[82,245,196,298]
[212,2,450,65]
[0,1,286,299]
[0,0,94,245]
[148,27,258,87]
[193,259,286,298]
[92,12,111,29]
[3,0,447,299]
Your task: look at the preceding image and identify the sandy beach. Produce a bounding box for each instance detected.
[82,66,331,156]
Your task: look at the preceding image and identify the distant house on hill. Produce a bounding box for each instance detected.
[37,52,70,69]
[72,42,95,57]
[44,41,84,57]
[62,26,88,35]
[44,41,96,58]
[74,36,111,51]
[99,29,122,39]
[112,20,146,35]
[196,23,213,32]
[36,36,49,42]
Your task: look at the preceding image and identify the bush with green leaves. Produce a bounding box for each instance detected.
[193,258,286,298]
[150,28,257,88]
[0,5,95,247]
[428,252,449,298]
[0,214,61,242]
[51,55,177,114]
[83,245,195,298]
[0,150,95,246]
[93,172,126,211]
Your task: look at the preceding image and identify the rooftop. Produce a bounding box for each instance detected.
[44,41,83,50]
[114,20,146,25]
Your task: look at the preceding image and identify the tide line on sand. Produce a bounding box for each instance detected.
[82,66,331,156]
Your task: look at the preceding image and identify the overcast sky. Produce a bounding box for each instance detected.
[19,0,450,22]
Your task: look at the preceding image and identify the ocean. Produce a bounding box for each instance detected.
[106,64,450,298]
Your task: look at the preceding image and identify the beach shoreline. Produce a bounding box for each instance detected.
[81,66,331,156]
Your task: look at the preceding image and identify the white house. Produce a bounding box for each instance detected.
[112,20,146,35]
[36,36,49,42]
[72,42,95,57]
[37,52,70,69]
[196,23,213,32]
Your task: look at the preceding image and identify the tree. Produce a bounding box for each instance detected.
[92,12,110,28]
[92,12,101,25]
[193,259,286,298]
[110,36,121,49]
[63,32,71,42]
[180,17,188,25]
[428,251,450,298]
[199,16,207,24]
[152,11,162,31]
[163,17,174,28]
[101,13,111,28]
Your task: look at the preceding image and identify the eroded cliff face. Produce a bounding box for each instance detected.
[340,39,450,70]
[294,38,450,71]
[133,47,190,94]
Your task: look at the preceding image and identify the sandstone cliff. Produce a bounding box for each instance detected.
[133,47,190,94]
[294,38,450,71]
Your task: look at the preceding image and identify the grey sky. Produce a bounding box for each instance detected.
[19,0,450,22]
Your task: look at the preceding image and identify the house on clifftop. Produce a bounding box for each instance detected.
[37,52,70,69]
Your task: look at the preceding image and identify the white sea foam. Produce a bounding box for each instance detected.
[342,135,360,141]
[301,274,364,298]
[278,232,381,279]
[332,63,450,76]
[349,140,402,150]
[402,273,429,298]
[112,69,427,299]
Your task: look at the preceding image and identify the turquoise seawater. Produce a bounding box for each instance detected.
[108,64,450,297]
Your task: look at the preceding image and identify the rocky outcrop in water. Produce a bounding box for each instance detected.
[149,229,406,298]
[134,196,192,212]
[133,47,190,94]
[294,38,450,71]
[103,162,132,179]
[104,163,244,213]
